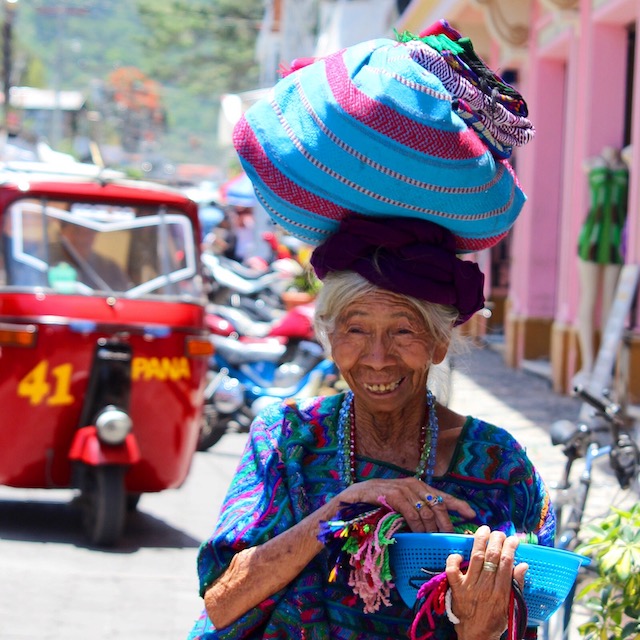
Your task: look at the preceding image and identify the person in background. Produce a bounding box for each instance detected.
[222,203,259,264]
[188,20,548,640]
[220,175,274,267]
[50,221,131,291]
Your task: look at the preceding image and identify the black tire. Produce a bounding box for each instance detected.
[197,413,229,451]
[126,493,141,512]
[80,465,127,547]
[197,370,230,451]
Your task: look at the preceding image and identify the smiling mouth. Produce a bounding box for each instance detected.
[363,379,402,393]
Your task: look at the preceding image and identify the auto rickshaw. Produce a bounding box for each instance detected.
[0,162,212,546]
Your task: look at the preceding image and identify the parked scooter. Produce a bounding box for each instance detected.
[206,299,316,342]
[201,251,302,320]
[198,333,338,451]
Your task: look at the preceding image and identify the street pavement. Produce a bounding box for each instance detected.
[0,340,637,639]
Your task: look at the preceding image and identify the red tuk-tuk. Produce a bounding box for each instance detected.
[0,162,212,546]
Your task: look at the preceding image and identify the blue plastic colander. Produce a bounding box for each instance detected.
[389,533,591,625]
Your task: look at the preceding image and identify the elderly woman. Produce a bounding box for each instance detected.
[188,20,553,640]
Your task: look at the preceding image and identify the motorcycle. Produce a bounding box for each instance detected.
[0,163,212,546]
[198,331,338,451]
[201,251,302,321]
[206,299,316,342]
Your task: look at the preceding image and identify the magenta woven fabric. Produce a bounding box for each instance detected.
[311,215,485,324]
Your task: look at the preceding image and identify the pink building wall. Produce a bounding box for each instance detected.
[514,3,631,321]
[399,0,639,392]
[506,0,639,389]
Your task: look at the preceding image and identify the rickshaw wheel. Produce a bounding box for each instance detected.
[126,493,142,512]
[80,465,127,547]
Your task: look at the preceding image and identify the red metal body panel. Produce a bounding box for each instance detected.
[0,171,210,494]
[0,290,208,492]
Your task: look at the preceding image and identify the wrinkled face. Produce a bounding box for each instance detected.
[330,290,447,415]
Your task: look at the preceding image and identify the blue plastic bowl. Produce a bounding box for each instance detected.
[389,533,591,625]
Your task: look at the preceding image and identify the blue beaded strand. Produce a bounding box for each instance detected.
[337,389,439,486]
[337,391,354,485]
[423,389,439,486]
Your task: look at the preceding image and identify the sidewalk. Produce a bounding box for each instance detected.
[447,340,639,640]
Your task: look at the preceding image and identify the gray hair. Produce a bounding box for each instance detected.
[313,271,459,356]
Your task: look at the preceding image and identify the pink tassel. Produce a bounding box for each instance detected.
[349,512,405,612]
[409,572,449,640]
[279,57,319,77]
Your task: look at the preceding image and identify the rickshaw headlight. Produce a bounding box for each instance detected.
[95,406,133,445]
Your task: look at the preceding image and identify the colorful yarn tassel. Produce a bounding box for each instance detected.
[409,570,451,640]
[318,499,405,613]
[319,501,534,633]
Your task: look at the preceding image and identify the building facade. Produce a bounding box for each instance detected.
[255,0,640,401]
[396,0,640,399]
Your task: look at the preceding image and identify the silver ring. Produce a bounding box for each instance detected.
[425,494,444,506]
[415,501,423,510]
[482,561,498,573]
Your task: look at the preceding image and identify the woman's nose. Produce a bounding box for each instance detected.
[360,334,394,367]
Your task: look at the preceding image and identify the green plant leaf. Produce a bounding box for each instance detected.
[600,544,626,572]
[574,503,640,640]
[613,549,632,581]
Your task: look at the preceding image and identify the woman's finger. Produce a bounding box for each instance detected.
[513,562,528,591]
[466,525,492,580]
[423,486,476,519]
[492,535,520,591]
[445,552,465,588]
[422,492,455,532]
[400,490,439,532]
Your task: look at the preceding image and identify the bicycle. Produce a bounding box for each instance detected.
[543,384,640,640]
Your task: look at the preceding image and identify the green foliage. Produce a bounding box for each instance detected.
[8,0,264,165]
[14,3,146,89]
[291,266,322,296]
[575,503,640,640]
[135,0,263,97]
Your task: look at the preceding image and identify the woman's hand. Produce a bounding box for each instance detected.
[445,526,528,640]
[331,477,476,532]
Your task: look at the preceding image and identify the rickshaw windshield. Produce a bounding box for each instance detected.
[0,198,202,299]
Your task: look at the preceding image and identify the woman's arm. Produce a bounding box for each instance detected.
[205,475,476,629]
[204,495,337,628]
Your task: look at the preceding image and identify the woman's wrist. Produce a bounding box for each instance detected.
[455,622,503,640]
[456,628,502,640]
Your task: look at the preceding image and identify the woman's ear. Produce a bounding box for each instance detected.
[431,341,449,365]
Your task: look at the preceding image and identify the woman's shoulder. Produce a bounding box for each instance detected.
[455,416,533,476]
[463,416,522,445]
[254,392,345,435]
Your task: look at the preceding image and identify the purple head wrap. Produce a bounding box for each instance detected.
[310,216,485,325]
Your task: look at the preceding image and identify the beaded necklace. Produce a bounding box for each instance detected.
[337,389,439,486]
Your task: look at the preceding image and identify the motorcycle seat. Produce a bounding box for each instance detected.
[218,256,272,280]
[211,334,287,365]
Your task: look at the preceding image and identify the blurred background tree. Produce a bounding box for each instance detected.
[4,0,263,167]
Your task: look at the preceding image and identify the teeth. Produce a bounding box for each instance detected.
[365,380,400,393]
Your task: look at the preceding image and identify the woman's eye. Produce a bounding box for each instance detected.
[346,326,365,334]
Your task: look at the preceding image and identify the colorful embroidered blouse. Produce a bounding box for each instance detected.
[187,393,555,640]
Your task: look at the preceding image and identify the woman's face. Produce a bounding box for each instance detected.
[330,290,447,414]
